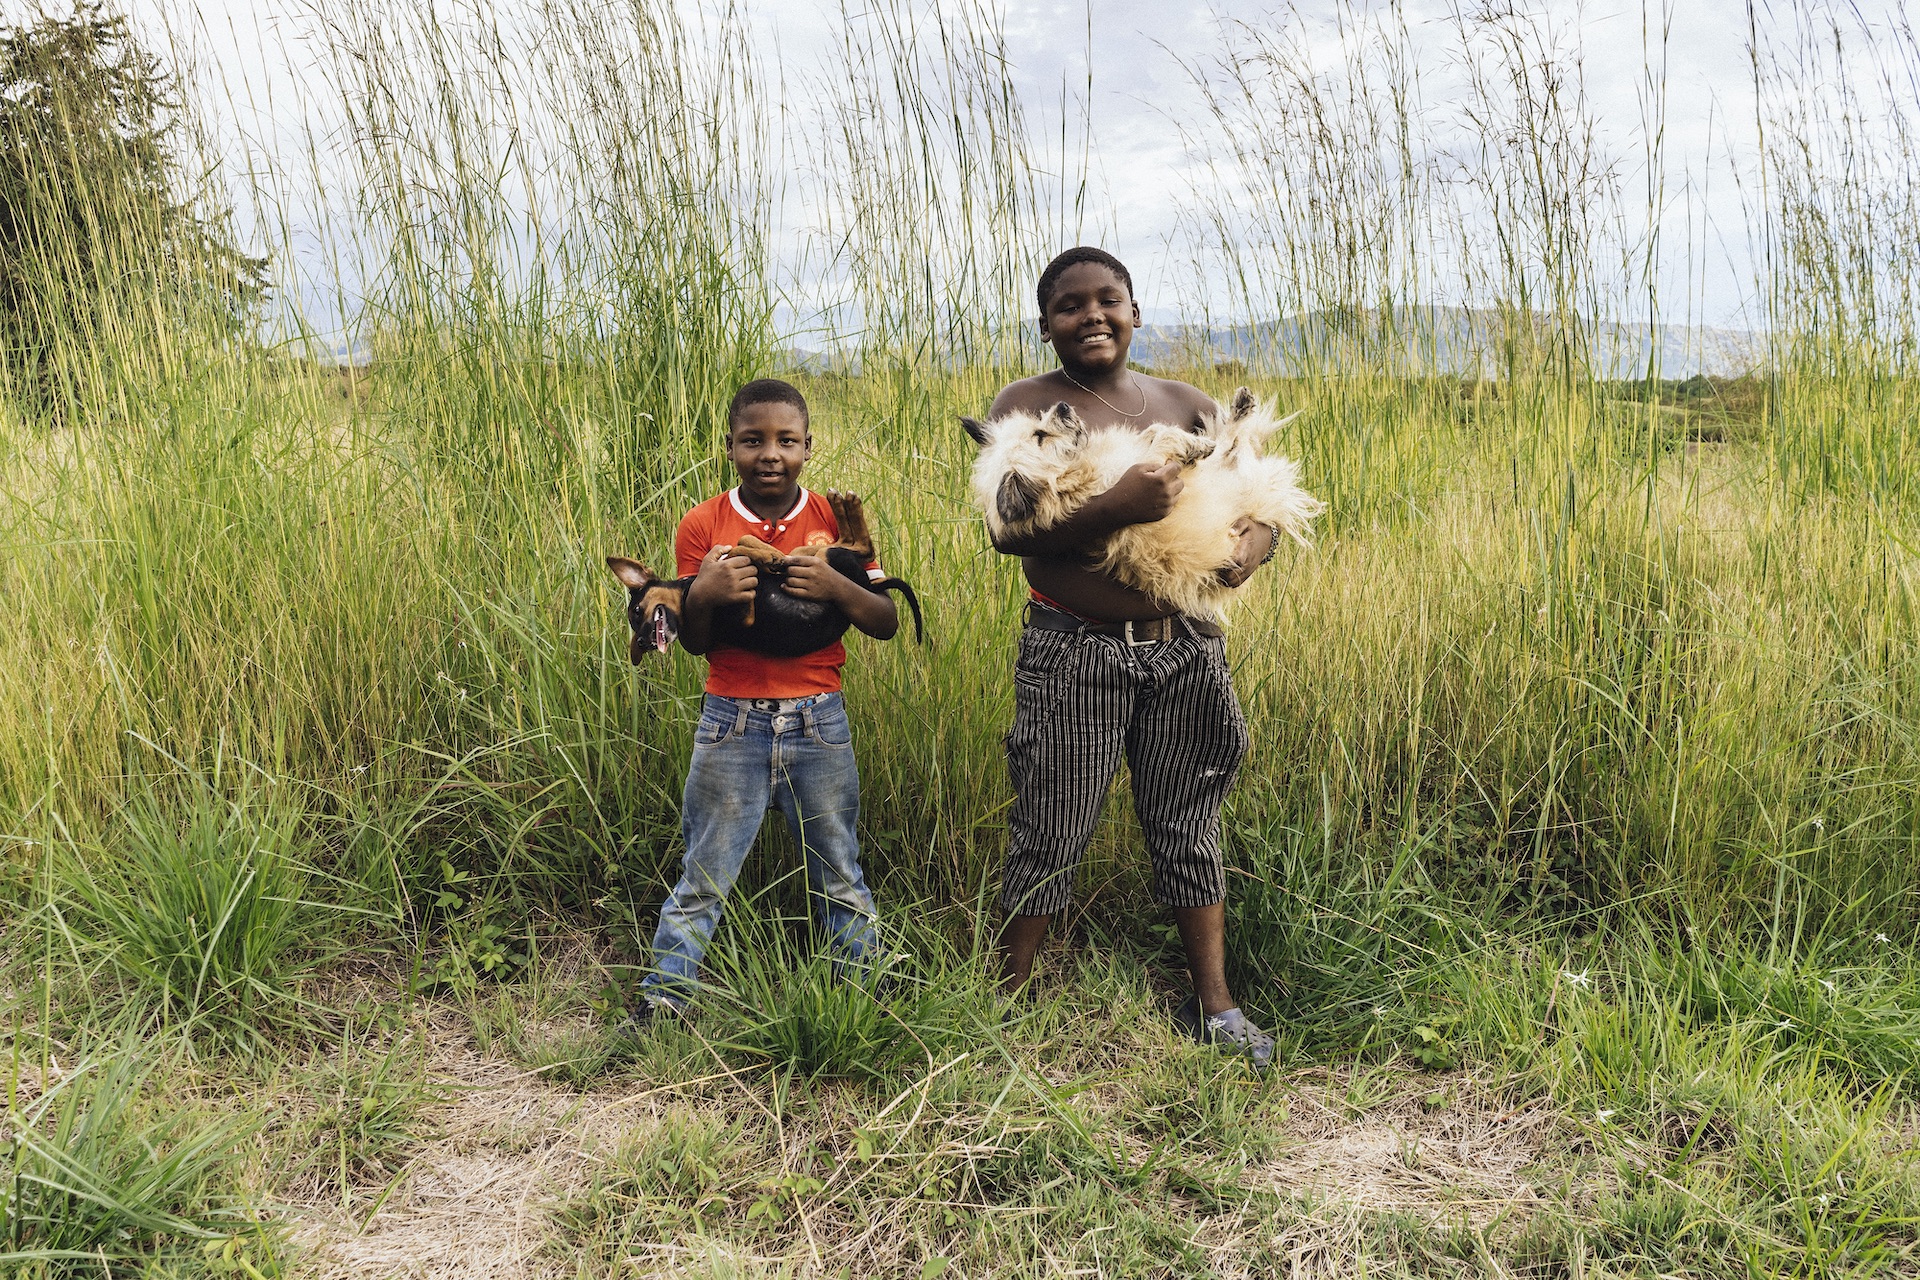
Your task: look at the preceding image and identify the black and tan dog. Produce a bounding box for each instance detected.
[607,492,925,662]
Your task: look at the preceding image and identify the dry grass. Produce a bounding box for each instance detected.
[1258,1068,1585,1231]
[286,1014,587,1279]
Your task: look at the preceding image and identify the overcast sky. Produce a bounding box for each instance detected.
[123,0,1915,333]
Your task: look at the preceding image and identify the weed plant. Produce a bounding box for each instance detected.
[568,1110,780,1251]
[1,1042,279,1278]
[695,889,997,1083]
[42,763,326,1052]
[293,1029,437,1206]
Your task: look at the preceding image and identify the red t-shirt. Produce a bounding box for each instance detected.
[676,488,883,698]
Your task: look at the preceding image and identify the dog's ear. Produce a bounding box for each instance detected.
[996,471,1045,526]
[961,416,989,446]
[1044,400,1087,444]
[607,556,653,589]
[1230,386,1256,421]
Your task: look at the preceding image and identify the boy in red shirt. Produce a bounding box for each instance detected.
[635,379,900,1019]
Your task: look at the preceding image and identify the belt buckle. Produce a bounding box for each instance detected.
[1123,619,1156,647]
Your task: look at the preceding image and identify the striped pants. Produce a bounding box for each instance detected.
[998,623,1250,916]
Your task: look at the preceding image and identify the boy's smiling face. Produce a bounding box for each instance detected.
[1040,261,1140,376]
[727,401,811,509]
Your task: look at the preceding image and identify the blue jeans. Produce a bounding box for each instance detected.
[642,692,877,1002]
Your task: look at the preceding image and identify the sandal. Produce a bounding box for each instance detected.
[1174,994,1274,1069]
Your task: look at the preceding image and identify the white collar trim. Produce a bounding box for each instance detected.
[728,487,808,524]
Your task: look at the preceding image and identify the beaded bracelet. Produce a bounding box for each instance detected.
[1257,522,1283,566]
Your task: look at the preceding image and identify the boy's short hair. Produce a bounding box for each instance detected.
[1036,246,1134,315]
[729,378,809,432]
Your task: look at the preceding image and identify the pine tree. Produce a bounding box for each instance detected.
[0,3,264,417]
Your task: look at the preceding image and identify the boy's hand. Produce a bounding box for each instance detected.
[780,549,852,603]
[687,544,758,607]
[1217,517,1275,588]
[1097,460,1185,525]
[788,548,899,640]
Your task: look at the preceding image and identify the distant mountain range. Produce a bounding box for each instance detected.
[783,306,1766,379]
[1126,307,1765,380]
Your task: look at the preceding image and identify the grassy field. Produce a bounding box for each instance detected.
[6,0,1920,1276]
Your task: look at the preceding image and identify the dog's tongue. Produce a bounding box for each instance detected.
[653,612,672,653]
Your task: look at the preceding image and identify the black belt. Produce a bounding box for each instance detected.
[1024,601,1223,643]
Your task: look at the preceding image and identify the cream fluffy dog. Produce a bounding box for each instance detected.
[963,388,1323,618]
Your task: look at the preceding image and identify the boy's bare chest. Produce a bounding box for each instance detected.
[1038,379,1205,433]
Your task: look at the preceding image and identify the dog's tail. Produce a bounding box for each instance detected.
[870,577,926,645]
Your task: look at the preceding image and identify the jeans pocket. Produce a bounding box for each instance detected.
[693,702,739,746]
[811,700,854,747]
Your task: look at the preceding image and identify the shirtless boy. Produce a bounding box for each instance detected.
[986,246,1278,1066]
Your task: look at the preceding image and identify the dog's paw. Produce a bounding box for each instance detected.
[826,489,875,556]
[826,488,863,522]
[732,534,789,568]
[1179,435,1219,464]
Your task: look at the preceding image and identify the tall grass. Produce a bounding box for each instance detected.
[796,0,1089,372]
[0,0,1915,986]
[1748,2,1920,501]
[303,0,774,499]
[0,5,262,425]
[692,886,997,1081]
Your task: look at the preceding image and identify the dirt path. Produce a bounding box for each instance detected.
[283,1016,1582,1279]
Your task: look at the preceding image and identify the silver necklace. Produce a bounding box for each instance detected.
[1064,369,1147,419]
